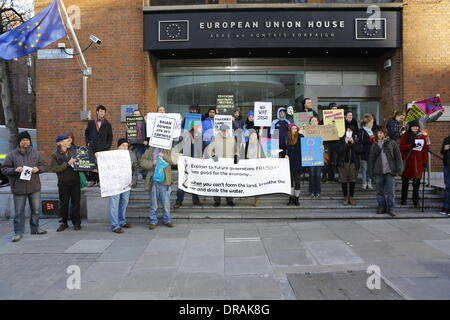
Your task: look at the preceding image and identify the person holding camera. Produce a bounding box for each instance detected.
[387,111,407,143]
[399,120,428,207]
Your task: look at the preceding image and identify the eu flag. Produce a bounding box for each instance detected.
[0,0,67,60]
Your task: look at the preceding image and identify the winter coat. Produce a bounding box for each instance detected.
[140,147,174,191]
[232,112,244,131]
[270,107,291,151]
[84,119,113,152]
[400,132,428,180]
[441,135,450,169]
[202,117,215,145]
[51,146,80,186]
[344,119,359,131]
[205,133,238,159]
[286,133,305,173]
[386,119,403,142]
[336,135,363,170]
[357,127,374,161]
[368,139,403,177]
[1,147,48,195]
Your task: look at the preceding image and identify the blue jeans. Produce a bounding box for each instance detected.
[149,182,171,225]
[375,174,395,210]
[108,190,130,231]
[444,167,450,209]
[13,191,41,235]
[308,166,322,195]
[360,160,372,185]
[176,188,199,204]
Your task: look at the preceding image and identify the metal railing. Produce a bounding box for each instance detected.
[427,150,444,187]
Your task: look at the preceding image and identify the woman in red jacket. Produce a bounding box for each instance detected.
[399,120,428,207]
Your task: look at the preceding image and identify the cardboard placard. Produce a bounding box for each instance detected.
[323,109,345,137]
[303,124,339,141]
[294,112,313,129]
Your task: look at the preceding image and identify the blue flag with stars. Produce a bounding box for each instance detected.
[0,0,66,60]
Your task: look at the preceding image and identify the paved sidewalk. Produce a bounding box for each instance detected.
[1,218,450,300]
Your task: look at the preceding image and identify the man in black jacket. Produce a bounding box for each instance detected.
[85,105,113,186]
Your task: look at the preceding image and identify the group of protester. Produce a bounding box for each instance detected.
[1,100,449,242]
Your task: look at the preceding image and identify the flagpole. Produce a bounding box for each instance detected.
[57,0,90,118]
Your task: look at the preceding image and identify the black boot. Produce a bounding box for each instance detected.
[287,196,294,206]
[294,197,300,206]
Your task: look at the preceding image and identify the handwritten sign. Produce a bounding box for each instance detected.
[323,109,345,137]
[126,116,145,144]
[254,102,273,127]
[149,116,175,150]
[97,150,132,197]
[303,124,339,141]
[70,146,96,171]
[146,113,182,139]
[294,112,313,128]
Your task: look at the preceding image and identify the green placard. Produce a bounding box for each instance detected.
[294,112,313,128]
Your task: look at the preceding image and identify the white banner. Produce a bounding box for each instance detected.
[254,101,273,127]
[146,112,182,139]
[178,155,291,197]
[213,115,233,137]
[149,116,175,150]
[97,150,132,197]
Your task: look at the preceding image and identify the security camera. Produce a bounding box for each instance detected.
[89,35,102,45]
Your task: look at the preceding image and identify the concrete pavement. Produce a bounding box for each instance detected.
[1,217,450,300]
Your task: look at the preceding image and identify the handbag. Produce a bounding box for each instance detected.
[79,172,88,188]
[152,157,169,184]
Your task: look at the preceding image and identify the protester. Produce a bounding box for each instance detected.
[344,111,358,131]
[232,108,244,131]
[141,145,175,229]
[130,109,148,185]
[270,107,291,158]
[286,104,295,122]
[157,105,166,113]
[285,123,304,206]
[84,105,113,187]
[202,107,216,145]
[307,116,323,198]
[400,120,428,207]
[336,126,362,206]
[323,103,339,182]
[107,138,136,233]
[51,135,81,232]
[357,114,375,190]
[241,129,266,207]
[440,134,450,215]
[1,131,48,242]
[368,126,403,216]
[206,124,239,207]
[172,120,203,208]
[299,98,320,120]
[386,111,407,143]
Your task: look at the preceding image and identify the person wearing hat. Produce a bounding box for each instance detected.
[51,135,82,232]
[285,123,304,206]
[1,131,48,242]
[270,107,291,158]
[399,120,428,207]
[106,138,137,233]
[205,123,239,207]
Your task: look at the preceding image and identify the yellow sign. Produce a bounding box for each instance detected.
[323,109,345,137]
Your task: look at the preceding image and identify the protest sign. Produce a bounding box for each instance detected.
[126,116,146,144]
[254,102,273,127]
[301,137,324,166]
[413,139,425,152]
[260,138,280,158]
[146,113,182,139]
[70,145,96,171]
[149,116,176,150]
[20,166,32,181]
[405,104,426,123]
[414,96,443,115]
[178,155,291,197]
[294,112,313,128]
[97,150,131,197]
[323,109,345,137]
[303,124,339,141]
[184,113,202,131]
[214,115,233,137]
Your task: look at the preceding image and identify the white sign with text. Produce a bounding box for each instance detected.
[97,150,132,197]
[254,102,273,127]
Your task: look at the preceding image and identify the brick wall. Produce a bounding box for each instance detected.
[403,0,450,171]
[35,0,152,161]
